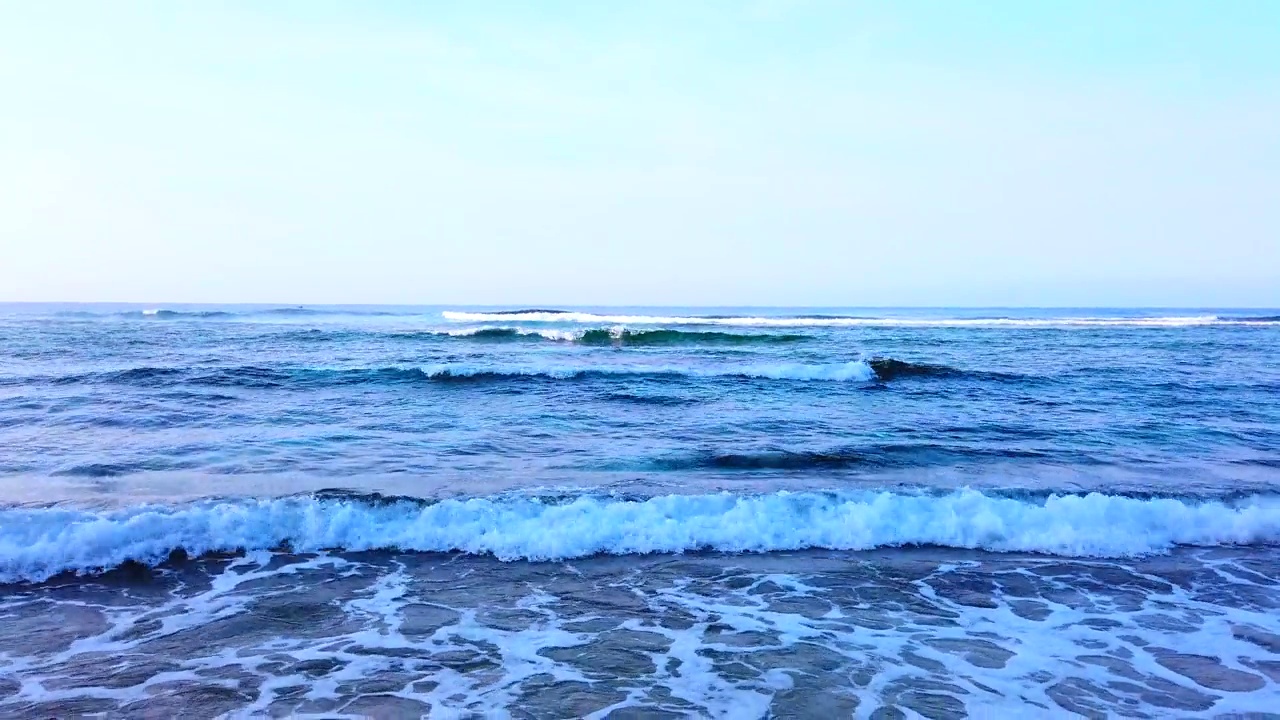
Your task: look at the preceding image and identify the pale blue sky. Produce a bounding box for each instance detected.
[2,1,1277,306]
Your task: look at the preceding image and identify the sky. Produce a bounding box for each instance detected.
[1,0,1277,307]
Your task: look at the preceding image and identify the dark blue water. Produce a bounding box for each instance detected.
[2,304,1279,717]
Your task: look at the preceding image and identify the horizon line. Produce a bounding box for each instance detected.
[2,301,1278,311]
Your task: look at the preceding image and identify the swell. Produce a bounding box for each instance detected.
[118,308,401,320]
[446,327,558,342]
[649,444,1051,471]
[1220,314,1280,323]
[265,327,808,346]
[866,358,964,380]
[139,310,235,319]
[1,356,1014,389]
[3,490,1278,583]
[259,327,561,344]
[23,361,884,388]
[441,327,808,345]
[42,308,1280,325]
[444,311,1278,327]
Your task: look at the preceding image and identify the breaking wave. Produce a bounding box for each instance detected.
[3,490,1278,583]
[137,309,235,319]
[443,327,809,345]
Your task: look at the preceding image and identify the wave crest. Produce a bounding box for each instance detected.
[138,309,235,319]
[442,326,808,345]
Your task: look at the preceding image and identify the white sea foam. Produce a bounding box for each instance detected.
[441,311,1272,328]
[3,490,1278,583]
[416,360,877,382]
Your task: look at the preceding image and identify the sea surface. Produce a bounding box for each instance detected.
[1,304,1279,718]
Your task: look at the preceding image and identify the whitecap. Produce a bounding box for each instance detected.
[3,490,1278,583]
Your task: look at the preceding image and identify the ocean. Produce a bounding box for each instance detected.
[1,304,1278,718]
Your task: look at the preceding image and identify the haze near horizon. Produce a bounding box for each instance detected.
[2,1,1277,307]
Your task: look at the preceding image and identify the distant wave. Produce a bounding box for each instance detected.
[267,327,577,343]
[579,328,807,346]
[866,358,963,380]
[648,444,1048,471]
[136,309,236,319]
[651,450,876,471]
[1220,315,1280,323]
[261,307,325,316]
[3,490,1278,582]
[443,326,808,346]
[21,361,879,388]
[416,361,878,383]
[444,327,581,342]
[5,358,1008,389]
[444,311,1280,328]
[259,326,808,346]
[48,308,1280,327]
[124,308,400,320]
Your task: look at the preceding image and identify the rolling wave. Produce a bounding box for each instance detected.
[138,309,236,319]
[649,444,1048,471]
[444,327,808,345]
[20,361,879,387]
[1221,315,1280,323]
[122,308,400,320]
[578,328,807,346]
[482,308,572,315]
[5,358,999,389]
[3,490,1278,582]
[418,361,878,383]
[43,308,1280,326]
[260,326,807,346]
[443,311,1280,327]
[444,327,578,342]
[866,358,963,380]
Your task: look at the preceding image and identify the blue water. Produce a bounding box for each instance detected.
[3,304,1280,717]
[3,305,1278,509]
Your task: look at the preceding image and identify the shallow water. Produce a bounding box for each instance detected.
[1,304,1278,717]
[3,549,1278,718]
